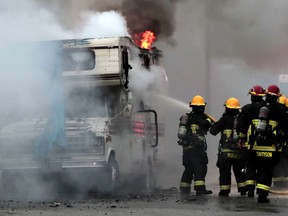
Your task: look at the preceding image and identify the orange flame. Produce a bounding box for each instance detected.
[140,30,156,49]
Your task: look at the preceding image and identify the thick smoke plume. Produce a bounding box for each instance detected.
[36,0,186,43]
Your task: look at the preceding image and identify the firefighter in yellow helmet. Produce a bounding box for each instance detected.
[178,95,214,197]
[278,95,287,106]
[210,97,246,196]
[237,85,288,203]
[272,95,288,190]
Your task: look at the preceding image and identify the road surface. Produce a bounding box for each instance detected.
[1,184,288,216]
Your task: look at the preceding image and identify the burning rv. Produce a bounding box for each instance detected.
[0,36,166,195]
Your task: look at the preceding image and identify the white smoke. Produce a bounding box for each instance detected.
[0,1,128,41]
[0,0,130,116]
[0,2,129,117]
[0,0,134,200]
[129,59,168,109]
[0,1,71,41]
[80,11,129,38]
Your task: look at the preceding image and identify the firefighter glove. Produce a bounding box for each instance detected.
[237,138,246,149]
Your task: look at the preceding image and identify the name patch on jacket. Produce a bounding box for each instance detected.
[226,152,242,159]
[256,151,272,157]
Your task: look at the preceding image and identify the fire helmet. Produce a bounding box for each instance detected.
[190,95,206,106]
[265,84,281,96]
[278,95,287,105]
[224,97,241,109]
[249,85,265,96]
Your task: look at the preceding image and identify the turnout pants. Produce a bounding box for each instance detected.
[273,147,288,188]
[217,156,246,194]
[180,148,208,194]
[245,151,279,196]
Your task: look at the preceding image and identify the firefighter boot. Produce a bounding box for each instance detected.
[247,190,254,197]
[179,190,193,201]
[196,189,212,196]
[239,188,247,196]
[258,194,270,203]
[180,185,191,200]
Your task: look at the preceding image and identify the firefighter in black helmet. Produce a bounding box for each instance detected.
[178,95,214,197]
[237,85,288,203]
[210,97,246,197]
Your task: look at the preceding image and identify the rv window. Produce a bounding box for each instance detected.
[64,86,121,118]
[61,48,95,71]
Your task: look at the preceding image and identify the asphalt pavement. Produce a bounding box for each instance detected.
[1,183,288,216]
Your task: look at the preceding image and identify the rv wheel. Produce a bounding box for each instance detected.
[104,156,120,192]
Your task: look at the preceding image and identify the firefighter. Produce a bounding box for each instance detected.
[237,85,266,143]
[237,84,288,203]
[272,95,288,189]
[178,95,214,196]
[236,85,266,198]
[210,97,246,196]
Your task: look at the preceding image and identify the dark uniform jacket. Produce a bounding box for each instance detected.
[210,113,243,158]
[237,101,288,153]
[182,111,212,151]
[273,103,288,182]
[236,100,266,141]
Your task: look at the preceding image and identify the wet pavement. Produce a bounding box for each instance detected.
[1,185,288,216]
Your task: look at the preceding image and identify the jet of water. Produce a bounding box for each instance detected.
[156,95,190,111]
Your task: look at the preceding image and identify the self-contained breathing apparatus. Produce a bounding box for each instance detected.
[177,113,208,149]
[177,114,189,146]
[178,114,189,139]
[229,117,240,149]
[218,117,243,160]
[254,104,270,143]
